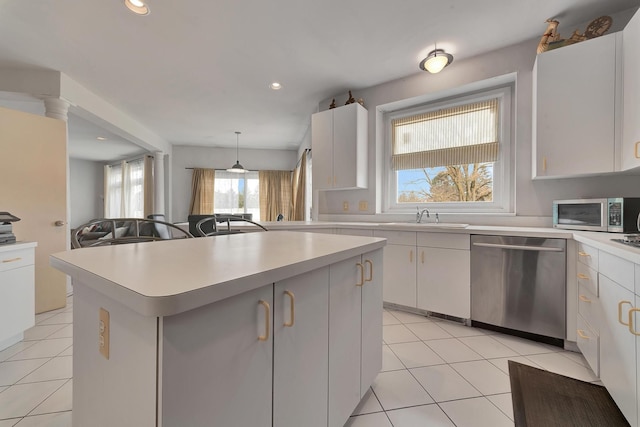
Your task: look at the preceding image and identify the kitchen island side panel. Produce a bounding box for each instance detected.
[73,284,158,427]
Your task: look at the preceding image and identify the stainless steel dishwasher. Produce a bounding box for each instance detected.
[470,235,566,341]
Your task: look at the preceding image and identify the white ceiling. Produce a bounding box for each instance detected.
[0,0,638,159]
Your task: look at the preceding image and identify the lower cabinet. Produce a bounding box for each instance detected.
[417,247,470,318]
[73,251,383,427]
[382,244,416,307]
[599,274,637,426]
[328,249,383,426]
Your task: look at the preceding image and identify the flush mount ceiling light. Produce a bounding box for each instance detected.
[270,82,282,90]
[419,49,453,74]
[227,131,247,173]
[124,0,150,16]
[96,136,107,141]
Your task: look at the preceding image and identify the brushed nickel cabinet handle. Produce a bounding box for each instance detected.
[421,251,425,264]
[283,291,295,327]
[409,250,413,263]
[258,300,270,341]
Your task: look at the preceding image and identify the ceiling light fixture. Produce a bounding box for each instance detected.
[96,136,107,141]
[270,82,282,90]
[124,0,150,16]
[419,48,453,74]
[227,131,247,173]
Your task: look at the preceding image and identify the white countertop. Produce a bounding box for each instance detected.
[51,231,385,317]
[0,241,37,253]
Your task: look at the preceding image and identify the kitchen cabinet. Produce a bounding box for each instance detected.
[417,233,470,319]
[374,230,417,308]
[622,8,640,170]
[599,274,636,426]
[532,32,622,178]
[0,243,36,351]
[328,249,382,426]
[55,232,386,427]
[312,103,367,190]
[162,284,274,427]
[273,269,329,427]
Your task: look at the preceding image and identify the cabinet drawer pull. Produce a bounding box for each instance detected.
[421,251,425,264]
[629,308,640,336]
[409,250,413,263]
[576,329,590,340]
[577,273,589,280]
[635,141,640,159]
[364,259,373,282]
[356,263,365,287]
[2,257,21,263]
[578,251,591,257]
[618,300,633,326]
[258,300,270,341]
[579,295,592,303]
[542,156,547,172]
[283,291,295,327]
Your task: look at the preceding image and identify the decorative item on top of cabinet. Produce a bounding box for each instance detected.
[329,98,336,109]
[345,90,355,105]
[537,16,612,53]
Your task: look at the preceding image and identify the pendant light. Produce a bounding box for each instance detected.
[227,131,247,173]
[419,44,453,74]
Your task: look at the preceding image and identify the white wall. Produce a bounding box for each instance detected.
[69,158,104,228]
[171,145,297,222]
[316,20,640,225]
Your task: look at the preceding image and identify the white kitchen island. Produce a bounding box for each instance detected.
[50,231,385,427]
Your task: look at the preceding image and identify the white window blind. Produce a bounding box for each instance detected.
[391,98,499,170]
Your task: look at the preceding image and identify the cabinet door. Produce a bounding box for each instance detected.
[0,265,34,345]
[417,248,470,318]
[382,244,416,307]
[361,249,383,397]
[162,284,273,427]
[312,108,334,190]
[599,274,637,426]
[533,34,617,177]
[328,255,362,427]
[333,103,367,189]
[622,10,640,170]
[274,268,329,427]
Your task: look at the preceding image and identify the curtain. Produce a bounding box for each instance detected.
[259,170,292,221]
[104,163,123,217]
[189,168,215,215]
[291,150,308,220]
[391,98,499,170]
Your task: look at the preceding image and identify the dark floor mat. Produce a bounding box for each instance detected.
[508,360,630,427]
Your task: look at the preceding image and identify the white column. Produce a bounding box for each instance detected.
[154,152,165,215]
[43,97,70,121]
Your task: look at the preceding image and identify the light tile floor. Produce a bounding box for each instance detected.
[0,297,602,427]
[346,308,602,427]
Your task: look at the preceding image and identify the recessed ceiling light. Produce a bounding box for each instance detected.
[96,136,107,141]
[124,0,150,16]
[270,82,282,90]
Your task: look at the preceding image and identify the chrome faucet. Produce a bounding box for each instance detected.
[416,207,430,223]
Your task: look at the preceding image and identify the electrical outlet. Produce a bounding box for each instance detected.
[343,201,349,211]
[359,201,368,211]
[99,308,110,360]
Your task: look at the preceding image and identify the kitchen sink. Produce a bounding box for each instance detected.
[385,222,469,229]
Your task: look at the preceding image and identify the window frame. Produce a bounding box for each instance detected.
[383,86,513,214]
[214,170,260,217]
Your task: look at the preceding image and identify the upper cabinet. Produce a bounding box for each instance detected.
[312,103,367,190]
[622,9,640,171]
[532,32,622,178]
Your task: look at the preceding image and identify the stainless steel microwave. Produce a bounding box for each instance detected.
[553,198,640,233]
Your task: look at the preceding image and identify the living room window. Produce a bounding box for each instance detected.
[214,171,260,218]
[104,156,154,218]
[384,86,512,213]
